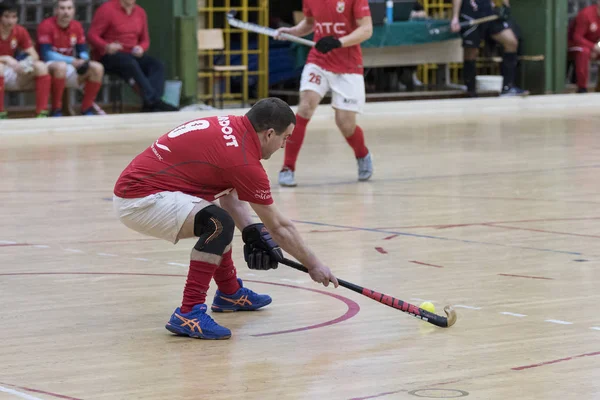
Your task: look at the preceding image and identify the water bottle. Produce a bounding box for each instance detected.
[386,0,393,24]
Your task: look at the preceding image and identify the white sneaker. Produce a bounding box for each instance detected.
[357,152,373,181]
[278,168,297,187]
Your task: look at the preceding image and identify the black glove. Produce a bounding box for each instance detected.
[495,4,510,21]
[315,36,342,54]
[76,60,90,76]
[242,223,283,270]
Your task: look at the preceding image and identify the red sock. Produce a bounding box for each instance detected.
[35,75,51,114]
[51,77,65,111]
[283,114,309,171]
[82,81,102,111]
[180,260,219,313]
[213,249,240,295]
[0,76,5,112]
[345,125,369,158]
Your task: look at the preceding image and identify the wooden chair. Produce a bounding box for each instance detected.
[197,29,248,108]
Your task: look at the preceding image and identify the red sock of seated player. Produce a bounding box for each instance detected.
[180,260,219,313]
[283,114,309,171]
[51,77,65,111]
[213,249,240,295]
[345,125,369,158]
[82,81,102,111]
[0,76,5,112]
[35,75,51,114]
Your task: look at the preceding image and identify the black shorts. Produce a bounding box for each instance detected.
[459,8,510,48]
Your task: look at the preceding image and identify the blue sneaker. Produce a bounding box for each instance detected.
[81,107,95,116]
[50,109,63,117]
[211,278,272,312]
[165,304,231,340]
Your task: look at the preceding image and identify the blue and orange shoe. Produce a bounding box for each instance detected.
[211,278,272,312]
[165,304,231,340]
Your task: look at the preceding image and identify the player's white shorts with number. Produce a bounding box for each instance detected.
[113,191,212,244]
[300,63,365,113]
[46,61,81,88]
[3,66,35,91]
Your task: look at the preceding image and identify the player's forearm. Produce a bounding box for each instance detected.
[0,56,14,65]
[219,194,254,231]
[452,0,462,18]
[340,24,373,47]
[24,48,39,61]
[291,19,315,37]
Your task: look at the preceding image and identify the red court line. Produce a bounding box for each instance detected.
[0,272,360,338]
[512,351,600,371]
[485,224,600,240]
[498,273,553,280]
[410,261,444,268]
[0,382,82,400]
[383,235,398,240]
[0,243,30,247]
[375,247,388,254]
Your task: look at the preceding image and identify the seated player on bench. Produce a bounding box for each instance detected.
[567,1,600,93]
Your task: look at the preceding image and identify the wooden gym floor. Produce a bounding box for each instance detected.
[1,94,600,400]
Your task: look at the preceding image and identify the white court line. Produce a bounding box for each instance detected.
[97,253,118,257]
[591,327,600,331]
[453,305,482,310]
[0,385,43,400]
[64,249,84,253]
[245,273,256,276]
[0,240,17,245]
[133,257,150,262]
[545,319,573,325]
[32,245,50,249]
[167,262,187,267]
[500,312,527,317]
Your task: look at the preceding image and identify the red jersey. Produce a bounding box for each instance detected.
[0,25,32,57]
[304,0,371,74]
[37,17,86,57]
[114,115,273,205]
[568,5,600,51]
[88,0,150,59]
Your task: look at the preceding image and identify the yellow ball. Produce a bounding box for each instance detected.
[419,301,436,314]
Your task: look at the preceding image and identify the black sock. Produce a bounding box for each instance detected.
[501,52,518,88]
[463,60,477,94]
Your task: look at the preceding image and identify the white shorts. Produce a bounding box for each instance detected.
[3,66,35,91]
[46,61,81,88]
[113,191,213,244]
[299,63,365,113]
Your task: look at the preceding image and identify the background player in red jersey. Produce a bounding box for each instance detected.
[275,0,374,187]
[113,98,339,340]
[567,1,600,93]
[0,0,51,119]
[37,0,105,116]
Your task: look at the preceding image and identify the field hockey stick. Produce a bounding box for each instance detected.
[226,10,315,47]
[429,14,499,35]
[280,257,457,328]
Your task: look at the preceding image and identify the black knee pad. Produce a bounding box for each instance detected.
[193,205,235,255]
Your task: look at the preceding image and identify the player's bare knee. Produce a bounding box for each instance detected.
[33,61,49,76]
[193,205,235,256]
[48,61,67,77]
[90,61,104,80]
[335,112,356,135]
[298,92,320,119]
[464,48,478,60]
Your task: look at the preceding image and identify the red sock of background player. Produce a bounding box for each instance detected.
[35,75,51,114]
[180,260,219,313]
[345,125,369,158]
[0,76,5,112]
[282,114,309,171]
[81,81,102,111]
[51,77,66,111]
[213,249,240,295]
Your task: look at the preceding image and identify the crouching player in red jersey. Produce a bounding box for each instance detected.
[113,98,339,340]
[276,0,374,187]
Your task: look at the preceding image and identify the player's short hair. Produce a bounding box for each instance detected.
[54,0,74,7]
[0,0,18,15]
[246,97,296,135]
